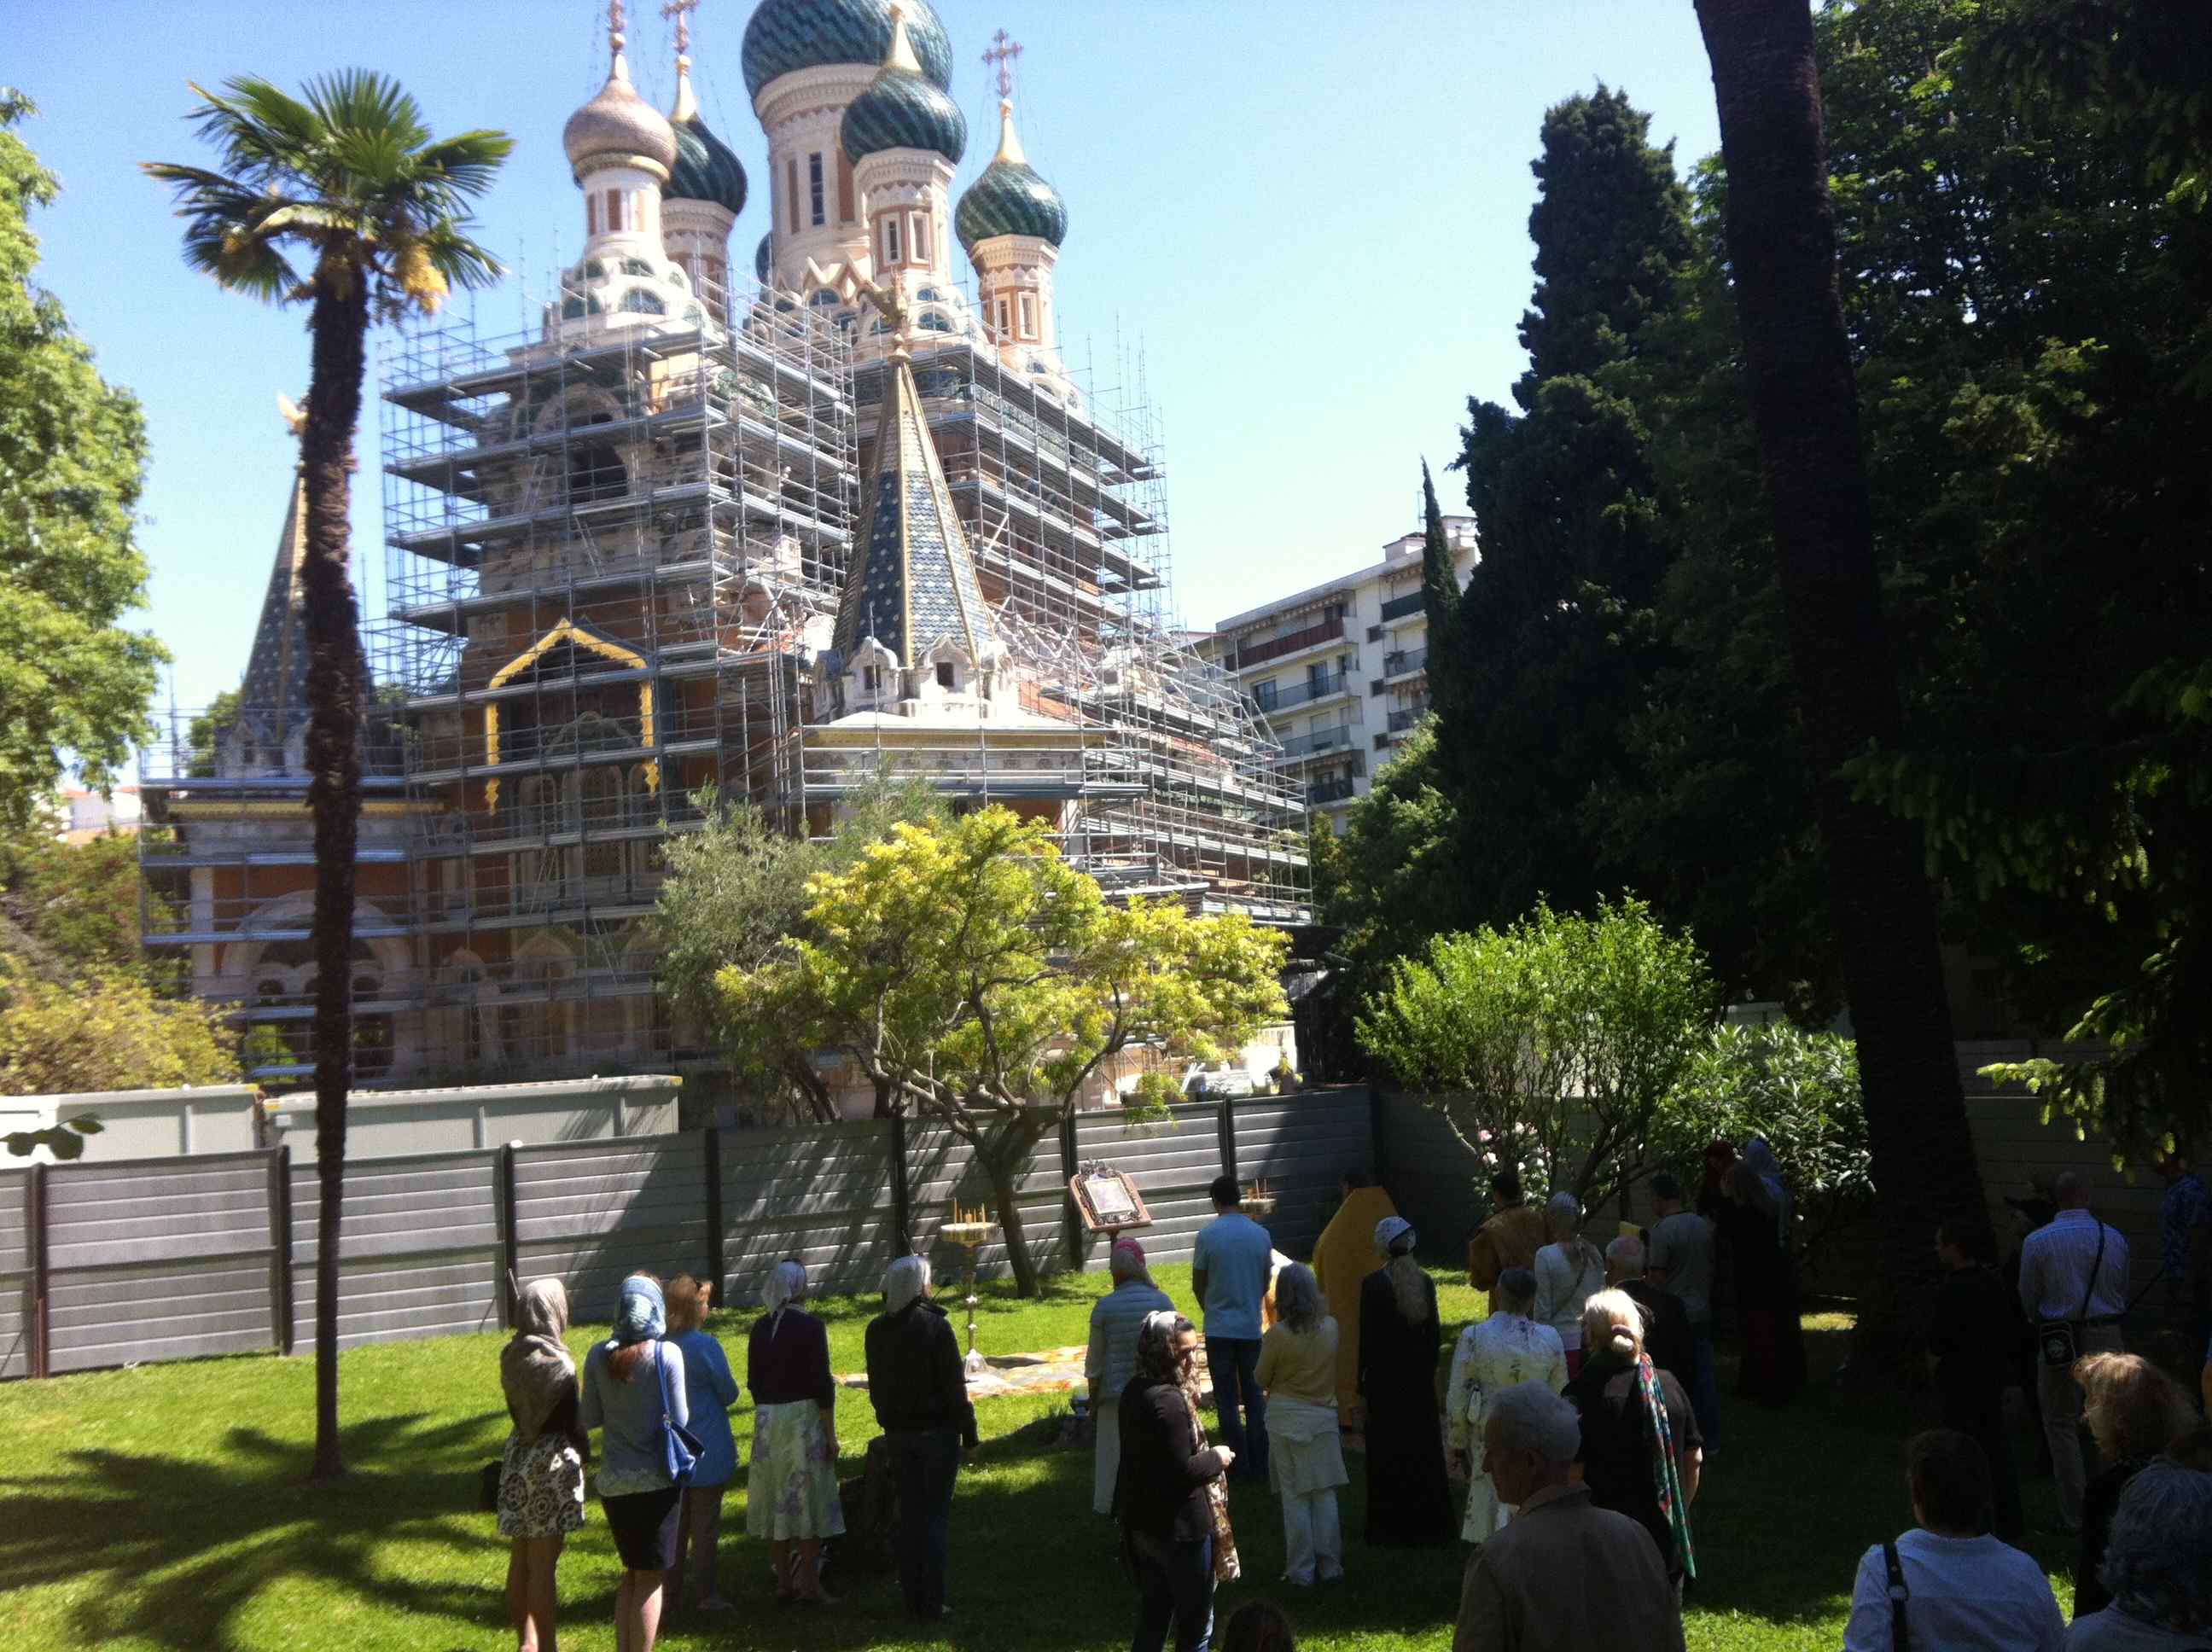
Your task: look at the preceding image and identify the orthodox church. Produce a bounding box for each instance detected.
[141,0,1307,1089]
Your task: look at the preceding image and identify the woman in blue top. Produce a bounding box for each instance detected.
[580,1273,689,1652]
[663,1274,740,1614]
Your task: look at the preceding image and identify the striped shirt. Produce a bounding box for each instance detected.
[2017,1208,2130,1323]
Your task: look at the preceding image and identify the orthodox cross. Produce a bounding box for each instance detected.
[981,28,1023,99]
[607,0,627,52]
[661,0,697,57]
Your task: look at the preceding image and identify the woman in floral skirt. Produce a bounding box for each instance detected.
[498,1277,587,1651]
[744,1260,843,1605]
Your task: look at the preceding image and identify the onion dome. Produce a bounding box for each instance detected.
[564,32,678,177]
[664,63,748,214]
[754,232,772,283]
[956,102,1067,250]
[742,0,953,101]
[840,6,966,166]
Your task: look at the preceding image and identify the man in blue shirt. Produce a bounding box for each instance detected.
[1192,1173,1273,1481]
[2155,1151,2209,1358]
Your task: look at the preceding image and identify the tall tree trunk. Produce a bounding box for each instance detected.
[302,278,370,1480]
[975,1117,1052,1299]
[1692,0,1985,1377]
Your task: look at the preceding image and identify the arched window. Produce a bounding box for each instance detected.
[917,307,955,334]
[620,258,654,276]
[620,288,667,316]
[579,765,624,881]
[568,441,626,503]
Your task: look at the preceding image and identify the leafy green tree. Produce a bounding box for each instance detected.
[185,688,242,778]
[1692,0,1987,1364]
[0,957,238,1098]
[715,808,1287,1295]
[1664,1023,1872,1268]
[145,74,509,1481]
[0,90,165,834]
[1443,87,1693,927]
[655,778,946,1120]
[1355,895,1716,1215]
[0,829,146,980]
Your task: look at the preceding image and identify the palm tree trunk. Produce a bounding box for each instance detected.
[1692,0,1985,1377]
[301,277,370,1480]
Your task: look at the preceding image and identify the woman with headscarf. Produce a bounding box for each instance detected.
[864,1255,977,1622]
[1255,1261,1348,1585]
[1532,1190,1606,1379]
[1086,1237,1175,1515]
[1445,1264,1567,1544]
[744,1259,842,1606]
[1563,1288,1703,1593]
[1118,1310,1238,1652]
[498,1277,587,1652]
[1358,1216,1454,1544]
[1713,1137,1807,1405]
[580,1272,689,1652]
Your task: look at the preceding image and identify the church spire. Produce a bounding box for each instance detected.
[233,396,315,763]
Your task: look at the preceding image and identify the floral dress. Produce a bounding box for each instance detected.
[1444,1312,1568,1543]
[498,1428,587,1539]
[744,1401,847,1541]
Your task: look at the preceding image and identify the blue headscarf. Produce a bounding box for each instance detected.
[612,1273,666,1346]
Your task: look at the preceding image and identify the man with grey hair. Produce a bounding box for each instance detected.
[1607,1233,1695,1385]
[865,1254,978,1621]
[1452,1382,1684,1652]
[2017,1171,2130,1533]
[2066,1464,2212,1649]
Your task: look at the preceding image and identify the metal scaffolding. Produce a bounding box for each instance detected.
[140,266,1307,1087]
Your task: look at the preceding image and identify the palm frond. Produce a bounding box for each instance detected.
[178,214,296,302]
[410,131,515,200]
[186,76,321,182]
[305,70,428,153]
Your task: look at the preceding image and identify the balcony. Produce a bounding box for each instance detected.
[1275,723,1360,762]
[1307,776,1359,806]
[1232,615,1344,671]
[1386,703,1429,734]
[1378,590,1424,623]
[1249,670,1350,715]
[1382,647,1428,680]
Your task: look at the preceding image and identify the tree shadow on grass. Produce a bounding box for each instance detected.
[0,1411,509,1652]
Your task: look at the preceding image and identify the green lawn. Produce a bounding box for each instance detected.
[0,1263,2083,1650]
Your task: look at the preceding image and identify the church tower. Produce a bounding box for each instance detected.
[840,4,965,317]
[956,69,1073,404]
[660,0,748,303]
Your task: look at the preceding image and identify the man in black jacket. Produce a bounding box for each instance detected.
[865,1256,979,1621]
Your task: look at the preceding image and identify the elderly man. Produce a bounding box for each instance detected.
[2064,1465,2212,1650]
[1647,1170,1722,1447]
[1085,1239,1174,1515]
[1452,1382,1684,1652]
[1606,1234,1696,1387]
[2017,1171,2131,1533]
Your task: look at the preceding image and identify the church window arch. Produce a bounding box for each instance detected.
[620,288,667,317]
[620,258,654,276]
[579,765,625,881]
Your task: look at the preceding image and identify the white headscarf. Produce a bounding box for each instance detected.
[884,1254,931,1315]
[1375,1214,1416,1254]
[762,1259,807,1327]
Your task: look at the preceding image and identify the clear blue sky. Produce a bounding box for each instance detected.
[24,0,1723,713]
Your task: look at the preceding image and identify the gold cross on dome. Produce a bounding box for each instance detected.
[608,0,627,52]
[661,0,697,55]
[981,28,1022,100]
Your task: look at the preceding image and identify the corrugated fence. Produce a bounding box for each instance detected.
[3,1090,1371,1380]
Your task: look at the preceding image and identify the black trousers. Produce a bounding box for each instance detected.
[883,1428,959,1617]
[1130,1531,1214,1652]
[1942,1384,2024,1542]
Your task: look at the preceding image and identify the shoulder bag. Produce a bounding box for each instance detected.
[2036,1223,2105,1370]
[655,1342,704,1486]
[1882,1540,1910,1651]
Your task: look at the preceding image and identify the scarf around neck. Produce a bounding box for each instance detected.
[1637,1351,1696,1580]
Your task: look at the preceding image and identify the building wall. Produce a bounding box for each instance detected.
[1202,518,1478,828]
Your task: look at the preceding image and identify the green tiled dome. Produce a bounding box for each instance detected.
[841,66,966,166]
[741,0,952,101]
[754,232,772,283]
[957,156,1067,249]
[666,112,748,216]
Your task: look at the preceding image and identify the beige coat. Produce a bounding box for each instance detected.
[1452,1484,1685,1652]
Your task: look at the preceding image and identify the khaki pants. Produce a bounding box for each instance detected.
[2037,1323,2124,1531]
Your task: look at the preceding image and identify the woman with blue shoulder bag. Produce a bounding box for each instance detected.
[581,1272,697,1652]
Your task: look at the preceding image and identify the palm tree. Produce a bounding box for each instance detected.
[145,74,509,1478]
[1691,0,1986,1374]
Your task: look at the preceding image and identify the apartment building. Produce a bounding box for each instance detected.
[1202,516,1478,829]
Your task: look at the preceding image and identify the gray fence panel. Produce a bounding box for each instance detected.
[44,1150,277,1373]
[1375,1094,1484,1259]
[290,1149,504,1351]
[1231,1089,1372,1259]
[0,1169,32,1380]
[722,1120,896,1306]
[902,1120,1067,1283]
[1074,1102,1227,1270]
[513,1134,711,1323]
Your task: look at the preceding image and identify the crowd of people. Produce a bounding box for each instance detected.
[485,1144,2212,1652]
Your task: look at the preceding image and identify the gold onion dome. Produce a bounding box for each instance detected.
[563,32,678,177]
